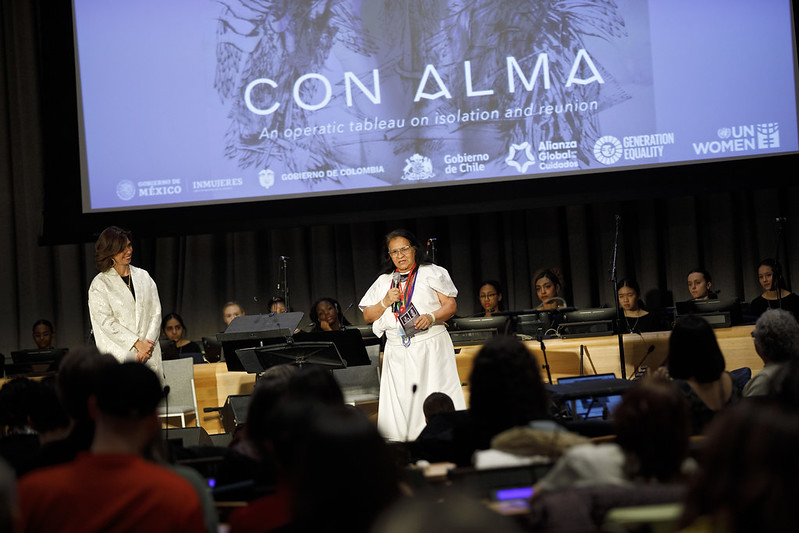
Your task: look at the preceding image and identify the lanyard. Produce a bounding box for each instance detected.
[393,264,419,319]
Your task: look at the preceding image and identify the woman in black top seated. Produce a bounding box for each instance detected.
[617,278,658,333]
[161,312,202,360]
[309,297,352,332]
[477,280,503,317]
[750,258,799,320]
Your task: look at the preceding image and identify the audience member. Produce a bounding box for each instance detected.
[22,347,118,474]
[309,297,352,331]
[161,312,202,360]
[667,315,740,434]
[687,268,717,300]
[222,301,245,327]
[0,378,39,475]
[17,362,205,532]
[0,459,15,533]
[535,380,691,494]
[617,278,659,333]
[477,280,503,317]
[31,319,55,350]
[750,258,799,320]
[26,377,70,447]
[423,392,455,424]
[679,399,799,533]
[270,402,401,533]
[743,309,799,396]
[534,269,566,310]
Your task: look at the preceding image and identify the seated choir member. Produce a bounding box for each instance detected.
[161,312,202,360]
[222,301,245,327]
[750,258,799,320]
[666,315,741,434]
[534,268,567,310]
[309,297,351,331]
[687,268,717,300]
[743,309,799,397]
[269,296,287,313]
[617,278,658,333]
[477,280,503,317]
[31,319,55,350]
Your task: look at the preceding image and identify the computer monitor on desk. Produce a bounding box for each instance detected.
[7,348,69,377]
[558,308,616,338]
[448,316,510,346]
[675,298,742,327]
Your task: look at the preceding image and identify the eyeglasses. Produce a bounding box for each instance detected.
[479,293,497,299]
[388,245,413,257]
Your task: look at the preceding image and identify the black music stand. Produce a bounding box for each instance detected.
[217,312,303,372]
[236,340,347,374]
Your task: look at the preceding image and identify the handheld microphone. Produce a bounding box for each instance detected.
[404,384,419,442]
[392,272,401,313]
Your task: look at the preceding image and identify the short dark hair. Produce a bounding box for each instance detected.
[94,363,164,419]
[423,392,455,420]
[469,335,549,444]
[56,347,119,421]
[32,319,54,333]
[688,268,712,284]
[668,315,726,382]
[614,381,690,482]
[94,226,131,272]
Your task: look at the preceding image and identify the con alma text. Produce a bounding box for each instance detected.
[245,50,604,116]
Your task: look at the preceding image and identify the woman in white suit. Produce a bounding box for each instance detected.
[88,226,163,376]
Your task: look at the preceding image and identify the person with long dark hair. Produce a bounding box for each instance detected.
[667,315,740,434]
[534,269,566,310]
[309,297,352,332]
[88,226,162,375]
[750,258,799,320]
[617,278,658,333]
[359,229,465,441]
[160,313,202,361]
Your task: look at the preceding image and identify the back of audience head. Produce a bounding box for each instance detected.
[423,392,455,424]
[222,301,245,326]
[614,381,690,482]
[56,347,119,423]
[244,364,298,456]
[680,398,799,533]
[272,402,400,532]
[687,268,713,300]
[0,378,37,434]
[27,377,70,444]
[469,335,549,438]
[287,365,345,406]
[668,315,725,383]
[93,362,164,421]
[32,319,55,350]
[752,308,799,364]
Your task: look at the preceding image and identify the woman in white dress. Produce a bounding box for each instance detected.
[88,226,163,376]
[360,229,465,441]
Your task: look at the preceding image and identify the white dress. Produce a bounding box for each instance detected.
[88,265,163,376]
[359,264,466,441]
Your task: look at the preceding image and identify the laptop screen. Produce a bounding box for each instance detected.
[556,373,623,419]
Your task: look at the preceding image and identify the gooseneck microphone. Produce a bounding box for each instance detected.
[404,384,418,442]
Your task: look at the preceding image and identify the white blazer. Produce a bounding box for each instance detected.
[88,264,163,376]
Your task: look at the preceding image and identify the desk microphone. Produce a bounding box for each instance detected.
[404,384,418,442]
[631,344,656,379]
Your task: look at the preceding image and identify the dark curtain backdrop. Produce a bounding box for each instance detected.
[2,2,797,354]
